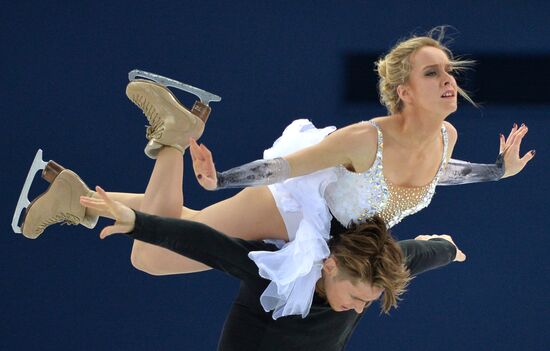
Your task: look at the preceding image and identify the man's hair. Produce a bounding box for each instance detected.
[327,216,410,313]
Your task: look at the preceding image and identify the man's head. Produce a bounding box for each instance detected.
[318,216,410,314]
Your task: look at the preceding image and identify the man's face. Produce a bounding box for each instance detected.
[322,257,384,314]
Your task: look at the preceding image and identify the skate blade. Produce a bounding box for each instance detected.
[12,149,48,234]
[128,69,222,106]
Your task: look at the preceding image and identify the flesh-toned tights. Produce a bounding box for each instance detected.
[88,147,288,275]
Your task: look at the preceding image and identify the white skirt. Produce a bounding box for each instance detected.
[248,119,338,319]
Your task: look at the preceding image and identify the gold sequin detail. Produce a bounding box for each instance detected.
[353,121,448,228]
[378,180,432,226]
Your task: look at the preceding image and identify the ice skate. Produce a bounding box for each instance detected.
[126,69,221,159]
[12,150,98,239]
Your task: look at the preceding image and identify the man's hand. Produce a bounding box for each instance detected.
[80,186,136,239]
[414,234,466,262]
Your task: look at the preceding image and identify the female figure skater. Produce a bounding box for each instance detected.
[20,28,533,319]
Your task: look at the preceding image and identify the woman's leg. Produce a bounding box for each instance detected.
[127,146,195,274]
[124,146,287,276]
[81,80,288,274]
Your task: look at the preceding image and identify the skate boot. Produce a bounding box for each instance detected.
[126,69,221,159]
[20,161,98,239]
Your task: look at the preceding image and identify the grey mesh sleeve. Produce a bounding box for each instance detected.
[438,154,505,186]
[216,157,291,190]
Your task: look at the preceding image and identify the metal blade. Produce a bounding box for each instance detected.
[12,149,48,234]
[129,69,222,106]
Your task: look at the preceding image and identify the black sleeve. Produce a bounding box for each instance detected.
[128,211,275,282]
[398,238,457,276]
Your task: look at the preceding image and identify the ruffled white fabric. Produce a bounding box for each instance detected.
[248,119,337,319]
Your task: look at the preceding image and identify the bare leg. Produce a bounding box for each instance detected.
[129,146,193,274]
[126,146,287,276]
[140,147,184,217]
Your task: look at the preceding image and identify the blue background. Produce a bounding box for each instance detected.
[2,1,548,350]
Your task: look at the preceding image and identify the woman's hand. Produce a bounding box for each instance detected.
[414,234,466,262]
[499,123,535,178]
[189,138,218,190]
[80,186,136,239]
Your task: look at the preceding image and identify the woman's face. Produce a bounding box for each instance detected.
[400,46,458,115]
[322,257,384,314]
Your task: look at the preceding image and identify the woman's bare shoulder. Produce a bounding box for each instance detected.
[330,119,383,169]
[336,119,379,144]
[368,115,391,125]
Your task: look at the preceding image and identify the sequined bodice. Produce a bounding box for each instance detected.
[324,121,448,228]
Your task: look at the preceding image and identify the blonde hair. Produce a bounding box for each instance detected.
[375,26,476,114]
[326,216,410,314]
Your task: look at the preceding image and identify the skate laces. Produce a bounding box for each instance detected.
[37,213,80,232]
[145,115,165,141]
[131,94,165,140]
[131,94,159,120]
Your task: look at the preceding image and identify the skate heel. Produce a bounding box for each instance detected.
[42,161,65,184]
[191,101,211,124]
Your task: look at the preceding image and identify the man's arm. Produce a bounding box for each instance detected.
[127,211,272,282]
[398,236,462,276]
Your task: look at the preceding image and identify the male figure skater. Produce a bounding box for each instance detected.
[82,187,464,351]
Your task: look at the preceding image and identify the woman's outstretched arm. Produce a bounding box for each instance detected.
[439,123,534,186]
[438,156,505,185]
[190,122,378,190]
